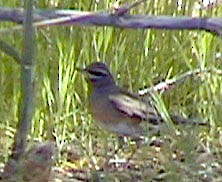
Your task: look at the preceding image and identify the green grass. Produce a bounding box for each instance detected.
[0,0,222,181]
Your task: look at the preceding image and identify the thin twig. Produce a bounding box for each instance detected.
[138,68,222,96]
[0,39,22,64]
[113,0,148,15]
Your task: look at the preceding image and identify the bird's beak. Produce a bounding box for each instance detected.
[76,67,89,81]
[76,67,86,73]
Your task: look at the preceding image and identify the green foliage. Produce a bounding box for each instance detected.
[0,0,222,180]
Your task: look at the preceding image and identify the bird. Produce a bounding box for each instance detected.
[2,142,54,182]
[80,62,207,139]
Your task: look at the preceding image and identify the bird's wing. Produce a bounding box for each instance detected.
[109,92,208,126]
[109,92,161,123]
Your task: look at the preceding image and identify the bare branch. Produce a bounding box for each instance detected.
[0,8,221,35]
[2,1,35,180]
[0,39,22,64]
[9,0,35,160]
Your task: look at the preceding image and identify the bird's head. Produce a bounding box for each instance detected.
[80,62,116,88]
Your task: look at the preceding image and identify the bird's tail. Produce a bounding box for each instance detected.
[170,114,209,126]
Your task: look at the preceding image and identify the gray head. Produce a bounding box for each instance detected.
[82,62,116,88]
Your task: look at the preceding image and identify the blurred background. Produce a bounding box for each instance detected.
[0,0,222,181]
